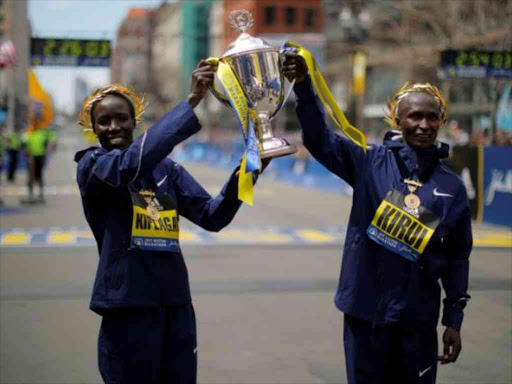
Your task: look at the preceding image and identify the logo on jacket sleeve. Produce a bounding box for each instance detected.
[433,188,453,197]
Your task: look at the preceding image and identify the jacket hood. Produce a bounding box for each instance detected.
[383,130,450,159]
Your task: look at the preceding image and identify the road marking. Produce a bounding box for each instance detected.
[1,185,80,197]
[1,232,31,246]
[473,232,512,248]
[0,227,344,248]
[298,230,337,243]
[261,233,294,243]
[180,231,200,241]
[0,227,510,248]
[48,231,76,245]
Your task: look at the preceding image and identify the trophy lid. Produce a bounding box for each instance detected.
[222,10,276,58]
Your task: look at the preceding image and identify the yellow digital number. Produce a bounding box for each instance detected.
[470,51,479,66]
[100,41,110,57]
[479,53,490,66]
[42,40,56,56]
[504,53,512,69]
[492,53,503,69]
[72,41,82,56]
[455,51,467,67]
[85,41,99,57]
[59,41,73,56]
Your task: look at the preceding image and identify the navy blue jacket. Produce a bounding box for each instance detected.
[74,102,243,315]
[294,79,472,331]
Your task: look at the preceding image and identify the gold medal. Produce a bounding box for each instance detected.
[403,178,422,211]
[147,205,161,221]
[404,193,421,209]
[139,189,161,220]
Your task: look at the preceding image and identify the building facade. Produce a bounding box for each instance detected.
[113,0,325,140]
[324,0,512,141]
[111,8,153,117]
[151,1,182,118]
[0,0,30,132]
[223,0,324,50]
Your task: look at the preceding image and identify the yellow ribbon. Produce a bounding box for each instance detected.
[207,57,256,206]
[285,42,367,152]
[238,154,254,206]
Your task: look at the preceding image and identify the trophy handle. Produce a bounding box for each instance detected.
[270,78,295,122]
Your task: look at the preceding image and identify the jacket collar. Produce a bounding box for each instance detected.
[74,145,106,163]
[383,130,450,180]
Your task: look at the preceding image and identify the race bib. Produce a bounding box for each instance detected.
[130,189,180,252]
[367,189,439,262]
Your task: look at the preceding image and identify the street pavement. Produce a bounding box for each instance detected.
[0,132,511,384]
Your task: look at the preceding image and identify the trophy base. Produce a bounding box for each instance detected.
[260,137,297,159]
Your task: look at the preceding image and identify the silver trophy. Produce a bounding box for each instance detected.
[209,10,297,159]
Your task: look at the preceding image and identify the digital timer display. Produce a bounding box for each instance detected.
[441,50,512,79]
[31,38,111,67]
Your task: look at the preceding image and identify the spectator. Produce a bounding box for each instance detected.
[20,128,55,204]
[448,120,469,146]
[6,130,21,182]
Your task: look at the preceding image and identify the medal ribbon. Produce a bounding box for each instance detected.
[281,41,367,152]
[206,57,261,206]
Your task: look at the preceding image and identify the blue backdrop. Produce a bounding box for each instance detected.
[483,147,512,228]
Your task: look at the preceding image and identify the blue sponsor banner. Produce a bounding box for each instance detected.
[441,50,512,79]
[496,85,512,132]
[132,236,181,252]
[367,225,420,263]
[483,147,512,228]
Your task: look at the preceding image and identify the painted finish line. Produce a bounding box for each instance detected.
[0,226,347,248]
[1,226,509,248]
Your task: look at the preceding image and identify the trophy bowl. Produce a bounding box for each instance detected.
[210,10,297,159]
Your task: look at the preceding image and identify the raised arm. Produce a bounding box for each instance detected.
[174,164,243,232]
[76,60,216,197]
[282,52,367,186]
[76,102,201,197]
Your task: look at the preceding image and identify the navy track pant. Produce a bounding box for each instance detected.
[343,314,438,384]
[98,304,197,384]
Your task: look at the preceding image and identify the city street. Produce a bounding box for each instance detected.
[1,132,511,384]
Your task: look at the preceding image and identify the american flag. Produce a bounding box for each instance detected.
[0,40,18,68]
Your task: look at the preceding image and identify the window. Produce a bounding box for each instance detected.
[305,8,315,28]
[264,6,276,25]
[285,7,296,26]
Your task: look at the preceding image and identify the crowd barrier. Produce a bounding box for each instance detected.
[3,142,508,228]
[482,147,512,228]
[173,141,353,196]
[177,141,512,229]
[445,145,512,228]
